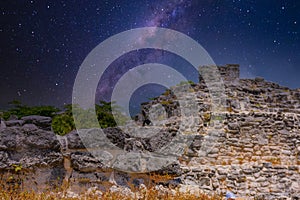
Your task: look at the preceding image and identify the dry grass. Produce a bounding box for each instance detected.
[0,179,223,200]
[0,170,223,200]
[0,187,223,200]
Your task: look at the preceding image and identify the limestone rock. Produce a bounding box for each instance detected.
[21,115,52,131]
[0,126,64,190]
[70,152,104,172]
[4,120,24,127]
[66,130,85,149]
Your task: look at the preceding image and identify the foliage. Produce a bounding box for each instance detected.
[52,113,75,136]
[2,100,59,120]
[211,115,223,121]
[161,80,195,96]
[96,101,129,128]
[161,100,173,105]
[95,101,117,128]
[148,97,157,101]
[162,89,172,96]
[11,164,22,173]
[176,80,195,86]
[202,113,211,122]
[1,100,128,136]
[52,101,128,135]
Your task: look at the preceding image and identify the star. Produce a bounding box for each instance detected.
[0,0,299,109]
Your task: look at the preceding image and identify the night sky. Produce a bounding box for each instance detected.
[1,0,299,111]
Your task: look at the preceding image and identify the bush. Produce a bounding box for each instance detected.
[52,114,75,136]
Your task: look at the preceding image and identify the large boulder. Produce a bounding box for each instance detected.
[21,115,52,131]
[0,126,64,190]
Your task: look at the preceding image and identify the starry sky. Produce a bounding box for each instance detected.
[1,0,299,111]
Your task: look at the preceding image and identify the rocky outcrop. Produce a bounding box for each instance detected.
[0,65,299,199]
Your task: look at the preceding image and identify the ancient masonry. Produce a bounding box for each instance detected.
[0,64,299,199]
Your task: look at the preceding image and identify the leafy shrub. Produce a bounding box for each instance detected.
[52,113,75,136]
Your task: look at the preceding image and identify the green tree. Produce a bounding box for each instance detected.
[51,101,128,135]
[3,100,59,120]
[3,100,128,135]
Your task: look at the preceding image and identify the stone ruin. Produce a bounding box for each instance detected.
[0,64,299,199]
[199,64,240,83]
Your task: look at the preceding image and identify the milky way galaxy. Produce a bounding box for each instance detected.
[1,0,299,111]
